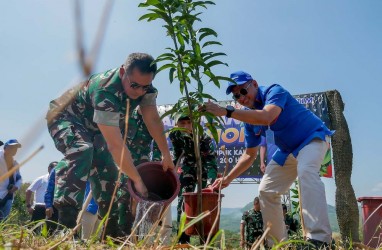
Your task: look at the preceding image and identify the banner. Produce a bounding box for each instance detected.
[157,92,333,179]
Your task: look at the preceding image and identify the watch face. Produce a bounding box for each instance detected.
[226,105,235,112]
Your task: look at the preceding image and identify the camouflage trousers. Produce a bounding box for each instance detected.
[116,174,134,234]
[48,114,121,221]
[177,171,207,223]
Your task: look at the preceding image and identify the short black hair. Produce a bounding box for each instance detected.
[254,197,260,204]
[48,161,58,170]
[124,53,157,78]
[0,141,3,147]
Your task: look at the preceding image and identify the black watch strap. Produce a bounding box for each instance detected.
[226,106,235,118]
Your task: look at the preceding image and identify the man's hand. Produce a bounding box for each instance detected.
[203,100,226,116]
[240,240,246,249]
[211,177,230,191]
[27,207,34,215]
[161,154,175,172]
[134,179,149,198]
[260,162,266,174]
[45,207,54,218]
[9,186,18,193]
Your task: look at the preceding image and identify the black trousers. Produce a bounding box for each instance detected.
[31,204,46,221]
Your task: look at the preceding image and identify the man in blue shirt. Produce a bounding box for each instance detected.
[206,71,332,249]
[259,136,279,174]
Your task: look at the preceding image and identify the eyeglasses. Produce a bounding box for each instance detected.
[232,81,251,100]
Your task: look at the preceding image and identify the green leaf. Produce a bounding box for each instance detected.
[208,229,223,246]
[143,0,161,5]
[202,40,222,48]
[157,63,176,73]
[198,27,218,41]
[169,67,176,83]
[138,13,160,21]
[203,52,227,61]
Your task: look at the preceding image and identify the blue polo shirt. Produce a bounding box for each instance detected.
[244,84,333,166]
[260,136,279,164]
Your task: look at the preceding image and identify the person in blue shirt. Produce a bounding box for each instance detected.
[259,136,279,174]
[206,71,333,249]
[44,163,59,234]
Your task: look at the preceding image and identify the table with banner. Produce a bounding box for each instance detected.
[156,91,333,184]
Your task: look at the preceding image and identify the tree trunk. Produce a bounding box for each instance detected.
[326,90,360,243]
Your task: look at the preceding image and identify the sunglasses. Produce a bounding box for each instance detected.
[232,81,251,100]
[126,74,152,92]
[130,82,152,92]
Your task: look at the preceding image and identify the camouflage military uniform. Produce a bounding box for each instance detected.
[117,107,161,234]
[46,67,157,235]
[285,214,299,235]
[169,130,218,223]
[241,208,264,246]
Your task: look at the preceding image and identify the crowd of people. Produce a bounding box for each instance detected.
[0,53,333,249]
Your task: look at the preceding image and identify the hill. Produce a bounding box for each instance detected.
[218,203,340,233]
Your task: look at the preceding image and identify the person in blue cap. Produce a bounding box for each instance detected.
[205,71,333,249]
[0,139,23,221]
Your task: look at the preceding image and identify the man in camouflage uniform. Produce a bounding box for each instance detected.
[282,203,299,235]
[46,53,174,237]
[117,106,161,234]
[240,197,264,249]
[169,115,218,243]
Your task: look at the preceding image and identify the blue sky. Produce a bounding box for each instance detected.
[1,0,381,208]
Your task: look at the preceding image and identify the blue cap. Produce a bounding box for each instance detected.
[226,71,253,95]
[4,139,21,149]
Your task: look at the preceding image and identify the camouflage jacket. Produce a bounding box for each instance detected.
[48,67,157,134]
[285,214,299,234]
[169,130,217,185]
[125,108,161,165]
[241,209,264,243]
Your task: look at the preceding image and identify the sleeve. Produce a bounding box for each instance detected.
[244,123,262,148]
[27,177,41,192]
[44,169,55,208]
[139,91,157,107]
[264,84,288,110]
[200,134,218,185]
[259,136,266,147]
[241,211,248,224]
[14,168,22,189]
[169,131,184,165]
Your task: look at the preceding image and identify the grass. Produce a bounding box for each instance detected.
[1,212,380,250]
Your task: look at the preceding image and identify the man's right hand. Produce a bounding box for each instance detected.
[45,207,54,218]
[240,240,245,249]
[211,177,230,190]
[27,207,34,215]
[134,179,148,198]
[260,162,266,174]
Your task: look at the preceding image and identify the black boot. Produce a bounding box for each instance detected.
[58,206,79,229]
[178,232,190,244]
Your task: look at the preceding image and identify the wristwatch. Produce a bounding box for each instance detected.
[225,105,235,118]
